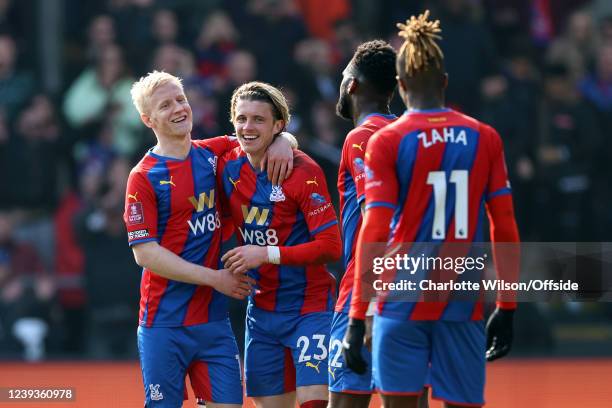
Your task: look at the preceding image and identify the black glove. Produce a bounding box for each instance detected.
[342,318,367,374]
[485,308,515,362]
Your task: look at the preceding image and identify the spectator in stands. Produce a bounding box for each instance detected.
[215,50,258,134]
[5,94,62,211]
[126,7,180,74]
[536,64,603,241]
[151,8,179,47]
[237,0,308,84]
[185,83,220,139]
[75,157,139,358]
[63,43,143,158]
[578,42,612,133]
[480,43,539,237]
[0,33,35,118]
[85,15,116,63]
[151,43,195,80]
[301,101,344,207]
[107,0,155,71]
[330,19,364,68]
[599,15,612,44]
[547,9,598,82]
[0,109,9,209]
[294,38,337,102]
[0,211,55,361]
[3,94,64,266]
[296,0,350,40]
[434,0,499,115]
[194,10,238,89]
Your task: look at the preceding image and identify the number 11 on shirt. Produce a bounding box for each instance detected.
[426,170,468,240]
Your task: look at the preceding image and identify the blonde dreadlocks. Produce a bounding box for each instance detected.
[397,10,444,76]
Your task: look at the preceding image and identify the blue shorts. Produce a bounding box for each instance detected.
[245,304,332,397]
[372,315,485,406]
[137,318,242,407]
[328,311,373,394]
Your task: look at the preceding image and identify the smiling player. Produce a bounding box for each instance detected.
[218,82,341,408]
[125,71,295,408]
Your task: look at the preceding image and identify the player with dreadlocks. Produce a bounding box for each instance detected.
[343,10,520,408]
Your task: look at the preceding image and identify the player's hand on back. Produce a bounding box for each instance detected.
[261,131,295,185]
[485,308,515,361]
[212,268,256,300]
[222,245,269,275]
[342,318,368,374]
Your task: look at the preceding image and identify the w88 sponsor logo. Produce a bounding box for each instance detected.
[238,227,278,246]
[188,211,221,235]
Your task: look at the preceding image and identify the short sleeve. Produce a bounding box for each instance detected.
[364,130,400,211]
[124,171,158,246]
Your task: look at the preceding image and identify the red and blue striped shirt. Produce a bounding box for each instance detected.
[124,136,236,327]
[219,148,338,315]
[358,109,513,321]
[335,113,396,314]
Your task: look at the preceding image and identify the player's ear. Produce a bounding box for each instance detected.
[272,119,284,135]
[141,113,153,129]
[347,78,358,94]
[396,75,407,93]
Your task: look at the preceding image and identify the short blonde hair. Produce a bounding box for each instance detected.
[230,81,290,128]
[130,70,184,115]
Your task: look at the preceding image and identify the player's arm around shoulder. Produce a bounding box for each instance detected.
[261,131,298,185]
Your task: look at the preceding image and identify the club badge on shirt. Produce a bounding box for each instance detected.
[270,185,286,202]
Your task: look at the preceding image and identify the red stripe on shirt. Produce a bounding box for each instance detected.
[183,231,220,325]
[379,139,446,316]
[147,159,195,325]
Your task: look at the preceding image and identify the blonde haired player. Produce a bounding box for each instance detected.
[125,71,295,407]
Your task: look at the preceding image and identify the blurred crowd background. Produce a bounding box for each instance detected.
[0,0,611,362]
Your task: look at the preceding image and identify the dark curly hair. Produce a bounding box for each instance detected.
[351,40,397,96]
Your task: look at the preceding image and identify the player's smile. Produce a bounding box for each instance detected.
[237,132,262,152]
[145,81,193,138]
[233,99,284,163]
[240,133,259,141]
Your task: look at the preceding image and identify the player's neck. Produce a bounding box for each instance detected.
[405,94,445,111]
[246,152,264,171]
[152,133,191,159]
[353,100,390,126]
